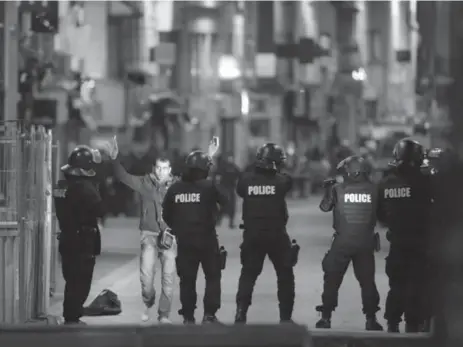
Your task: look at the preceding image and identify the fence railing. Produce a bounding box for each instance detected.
[0,122,54,324]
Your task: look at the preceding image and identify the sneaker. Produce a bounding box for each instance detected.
[141,308,151,322]
[158,316,172,324]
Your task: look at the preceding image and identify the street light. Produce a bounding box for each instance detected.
[352,67,367,81]
[240,90,249,116]
[218,55,241,80]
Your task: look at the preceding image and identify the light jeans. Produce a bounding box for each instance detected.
[140,230,177,318]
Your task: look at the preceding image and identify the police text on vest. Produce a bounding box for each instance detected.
[248,185,276,196]
[344,193,371,203]
[175,193,200,203]
[384,187,411,198]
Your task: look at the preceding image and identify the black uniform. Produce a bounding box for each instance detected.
[235,143,295,323]
[162,150,228,324]
[54,145,104,324]
[316,155,383,331]
[379,139,433,332]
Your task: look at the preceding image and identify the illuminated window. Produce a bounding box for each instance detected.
[319,33,332,52]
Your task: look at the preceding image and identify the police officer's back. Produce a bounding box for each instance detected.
[237,144,292,231]
[379,139,432,246]
[379,138,432,332]
[163,151,227,244]
[321,156,380,249]
[162,150,227,324]
[54,145,105,325]
[316,155,383,331]
[235,143,295,324]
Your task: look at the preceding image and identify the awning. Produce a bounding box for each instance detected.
[108,1,142,17]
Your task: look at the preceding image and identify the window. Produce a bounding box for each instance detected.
[319,33,332,53]
[368,30,381,63]
[108,17,141,79]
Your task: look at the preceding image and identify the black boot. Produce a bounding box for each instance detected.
[387,322,400,333]
[64,320,86,325]
[420,319,431,332]
[315,306,331,329]
[202,314,223,324]
[365,314,383,331]
[315,317,331,329]
[279,306,293,324]
[179,309,196,325]
[234,307,248,324]
[405,323,420,333]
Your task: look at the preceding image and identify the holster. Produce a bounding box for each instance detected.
[290,240,300,267]
[374,232,381,252]
[219,246,227,270]
[158,228,175,250]
[60,226,98,256]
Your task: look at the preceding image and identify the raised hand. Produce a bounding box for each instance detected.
[208,136,220,157]
[101,136,119,160]
[110,135,119,160]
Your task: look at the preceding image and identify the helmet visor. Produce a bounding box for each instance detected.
[91,148,102,164]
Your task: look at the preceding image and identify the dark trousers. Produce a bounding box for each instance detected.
[236,229,295,320]
[217,189,236,227]
[321,242,380,315]
[61,254,95,322]
[176,240,222,316]
[384,245,427,325]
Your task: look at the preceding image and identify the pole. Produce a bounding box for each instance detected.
[4,1,19,122]
[333,1,359,150]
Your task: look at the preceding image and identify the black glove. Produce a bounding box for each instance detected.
[290,239,300,267]
[322,177,337,188]
[386,230,392,242]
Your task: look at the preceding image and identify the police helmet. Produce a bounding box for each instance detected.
[337,155,370,178]
[390,138,425,168]
[255,143,286,170]
[61,145,102,177]
[185,150,212,171]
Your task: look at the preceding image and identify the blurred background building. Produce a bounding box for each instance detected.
[0,0,456,171]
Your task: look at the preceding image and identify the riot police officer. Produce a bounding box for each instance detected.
[316,155,383,331]
[162,150,228,324]
[379,138,433,333]
[53,145,105,325]
[234,143,295,324]
[421,147,461,334]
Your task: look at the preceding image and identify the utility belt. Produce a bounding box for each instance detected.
[331,231,381,252]
[239,221,286,232]
[240,223,299,267]
[59,225,99,256]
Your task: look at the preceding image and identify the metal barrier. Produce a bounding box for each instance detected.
[0,122,53,323]
[49,142,61,299]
